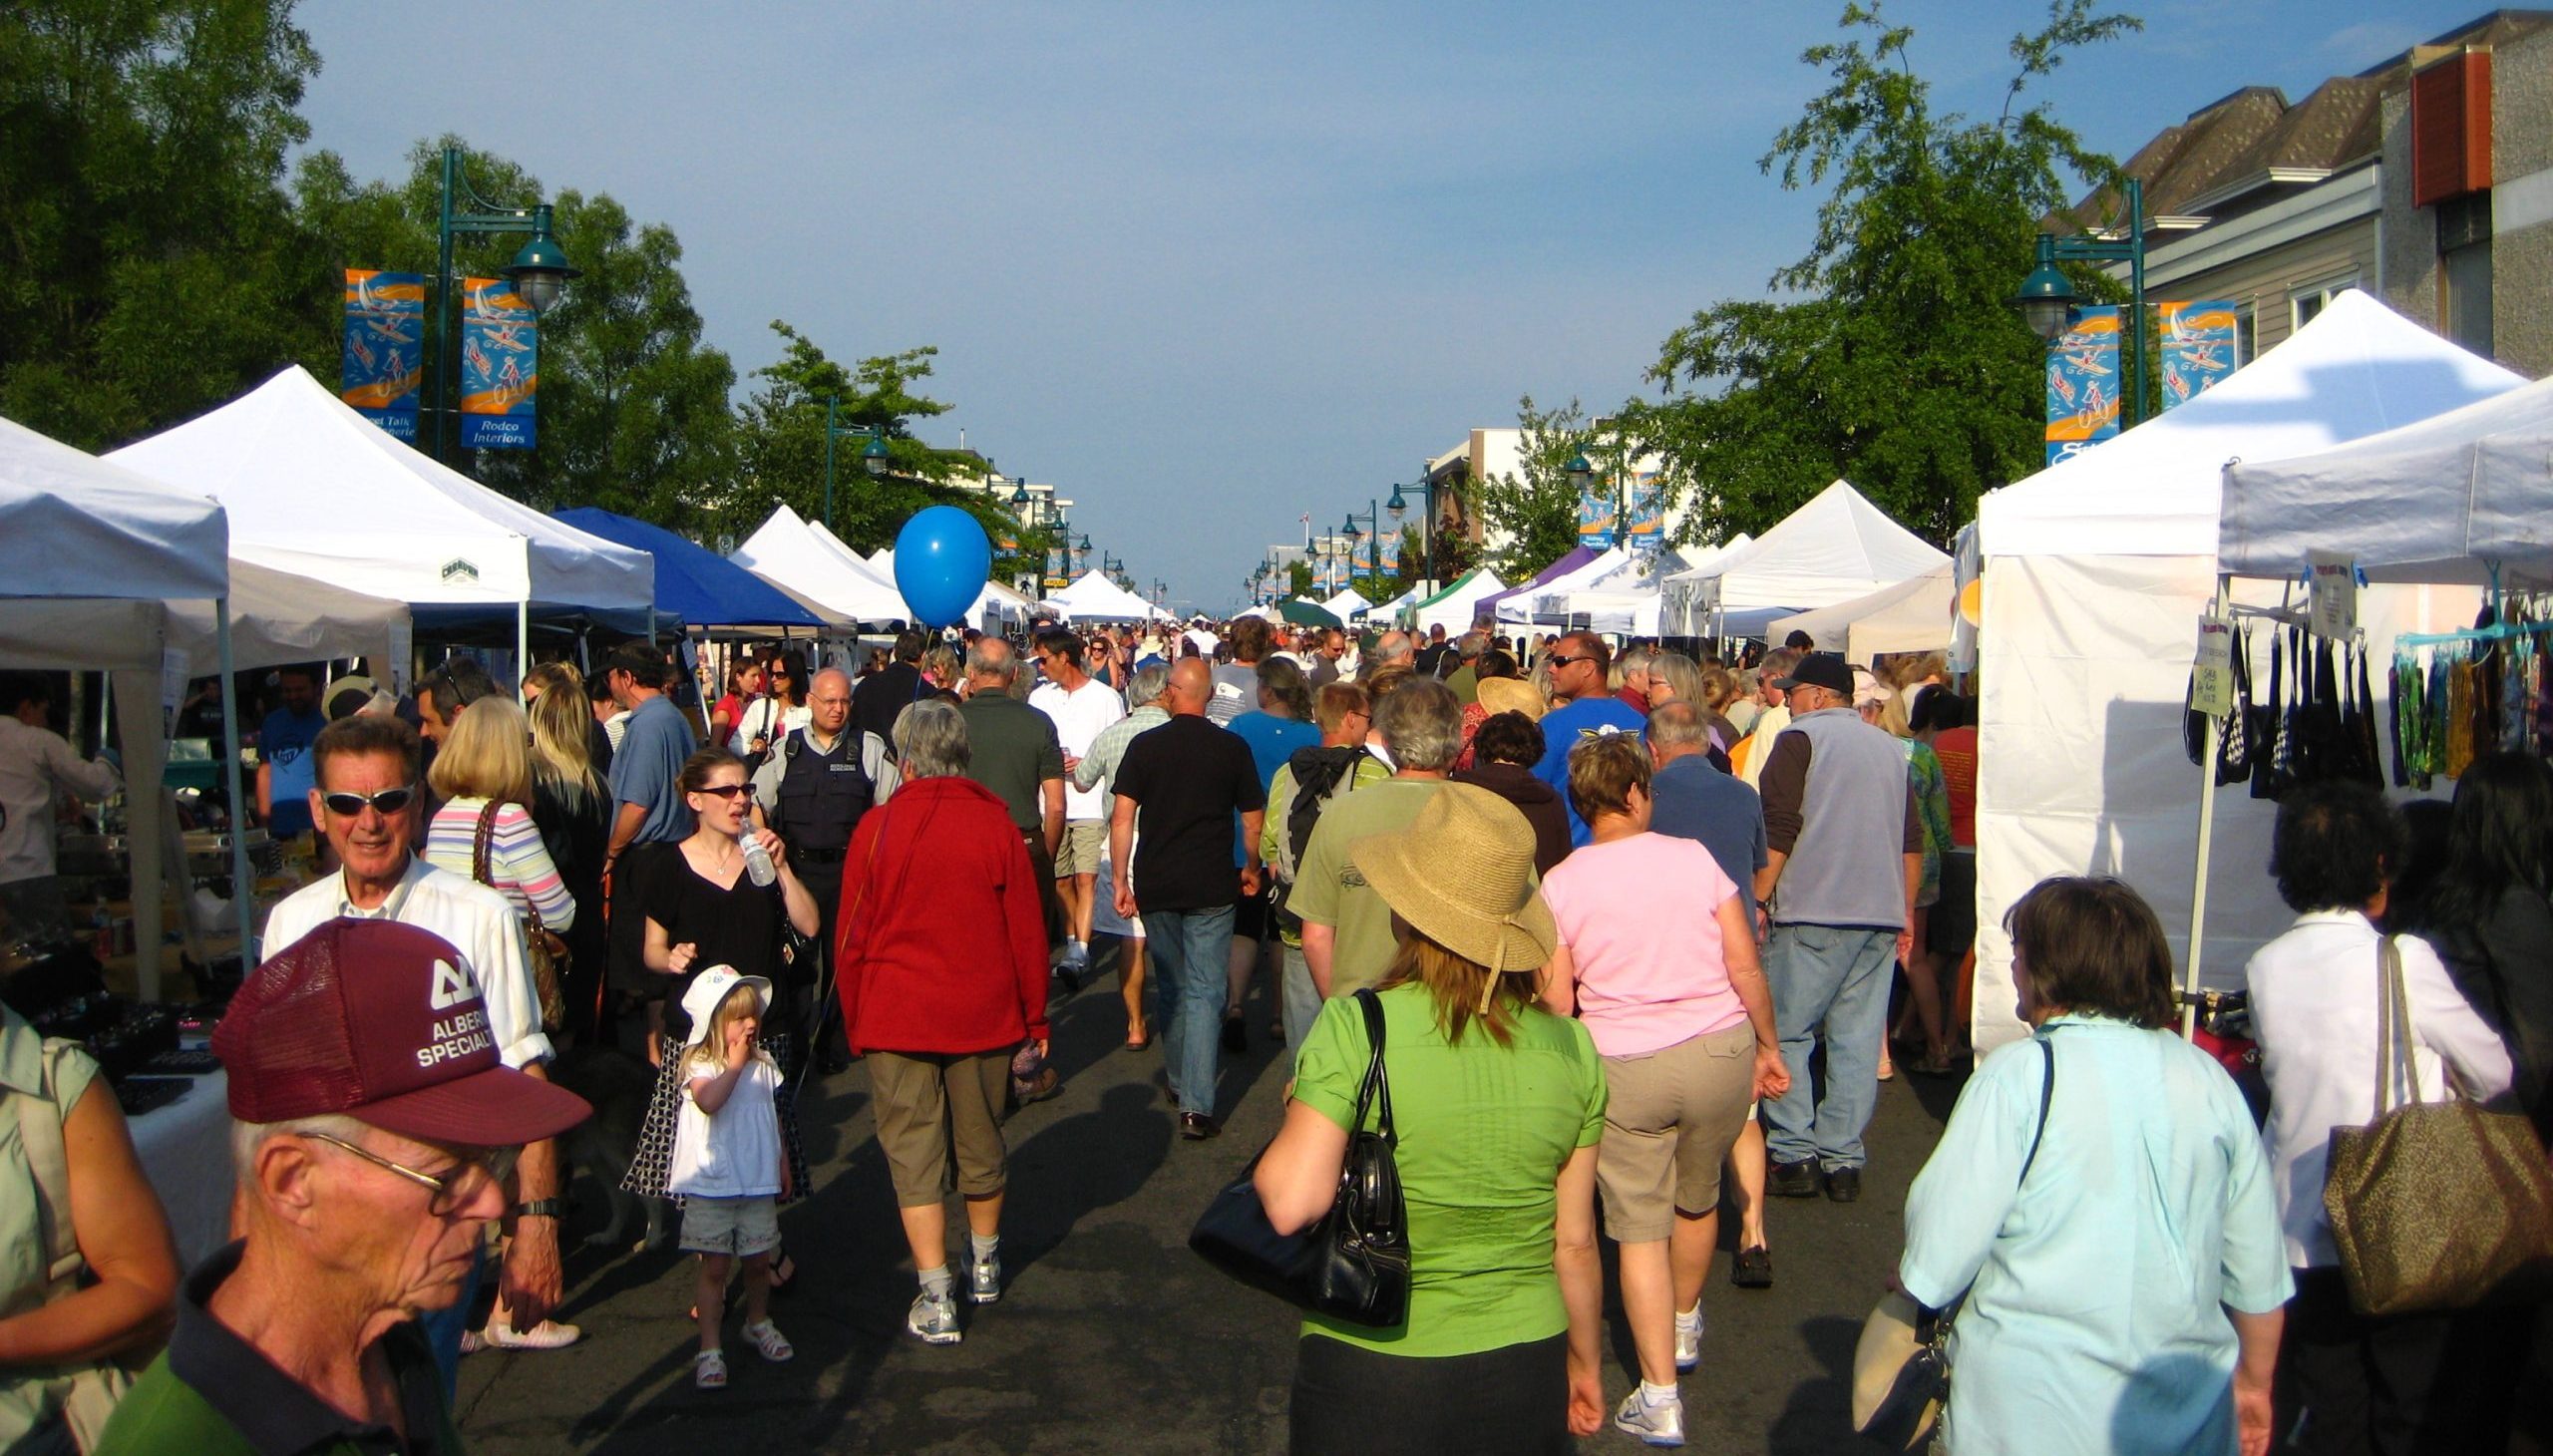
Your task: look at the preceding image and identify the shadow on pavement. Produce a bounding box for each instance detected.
[1767,1313,1863,1453]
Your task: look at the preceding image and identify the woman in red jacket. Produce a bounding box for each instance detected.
[835,697,1052,1348]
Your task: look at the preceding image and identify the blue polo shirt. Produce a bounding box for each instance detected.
[607,694,696,844]
[258,705,326,838]
[1532,695,1647,846]
[1647,752,1768,922]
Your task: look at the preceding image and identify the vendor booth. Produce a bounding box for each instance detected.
[1971,290,2524,1053]
[1322,587,1373,620]
[1406,566,1505,637]
[1768,563,1956,661]
[1475,547,1600,626]
[1044,570,1166,623]
[554,508,836,636]
[106,366,655,670]
[730,505,912,625]
[1664,482,1946,637]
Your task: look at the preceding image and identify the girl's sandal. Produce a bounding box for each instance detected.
[742,1318,794,1363]
[694,1348,728,1390]
[768,1251,797,1294]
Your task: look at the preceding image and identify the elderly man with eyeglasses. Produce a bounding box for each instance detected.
[257,711,576,1381]
[94,918,590,1454]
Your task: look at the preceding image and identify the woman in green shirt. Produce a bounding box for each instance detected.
[1254,785,1608,1453]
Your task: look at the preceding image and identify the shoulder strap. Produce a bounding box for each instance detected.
[1351,989,1395,1144]
[471,798,502,888]
[19,1039,85,1289]
[2017,1036,2054,1187]
[2376,934,2419,1117]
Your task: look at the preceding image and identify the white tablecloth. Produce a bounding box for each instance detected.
[125,1070,234,1267]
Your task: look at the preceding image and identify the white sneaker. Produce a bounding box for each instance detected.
[1615,1388,1686,1447]
[906,1288,961,1345]
[1674,1304,1703,1371]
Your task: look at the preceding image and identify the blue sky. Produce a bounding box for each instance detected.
[293,1,2477,612]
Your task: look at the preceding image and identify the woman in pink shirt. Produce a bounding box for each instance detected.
[1537,734,1786,1443]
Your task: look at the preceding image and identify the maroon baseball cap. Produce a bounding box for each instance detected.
[215,918,590,1147]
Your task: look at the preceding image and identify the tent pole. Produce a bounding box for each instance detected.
[517,601,531,691]
[216,598,256,969]
[2182,574,2231,1038]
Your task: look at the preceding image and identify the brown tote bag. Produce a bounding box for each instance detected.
[2323,935,2553,1316]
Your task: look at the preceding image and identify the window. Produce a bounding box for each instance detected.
[2234,305,2256,366]
[2291,275,2360,332]
[2438,191,2494,356]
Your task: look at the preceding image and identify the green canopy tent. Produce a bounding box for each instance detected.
[1276,596,1342,629]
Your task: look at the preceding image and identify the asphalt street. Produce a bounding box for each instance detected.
[457,947,1968,1455]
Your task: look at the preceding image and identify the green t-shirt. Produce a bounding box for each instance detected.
[1287,778,1447,994]
[959,694,1066,834]
[1263,753,1393,948]
[1291,984,1607,1357]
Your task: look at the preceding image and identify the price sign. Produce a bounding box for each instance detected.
[2308,552,2359,640]
[386,620,413,692]
[2190,614,2235,717]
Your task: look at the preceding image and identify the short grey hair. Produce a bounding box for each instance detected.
[964,638,1017,684]
[230,1112,369,1194]
[1126,663,1171,710]
[894,698,970,779]
[1646,699,1708,752]
[1374,677,1461,772]
[1374,631,1415,664]
[1456,631,1487,661]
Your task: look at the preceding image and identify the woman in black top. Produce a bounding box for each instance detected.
[525,662,612,1043]
[2409,750,2553,1137]
[642,748,821,1035]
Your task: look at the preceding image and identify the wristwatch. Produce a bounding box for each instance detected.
[513,1199,566,1220]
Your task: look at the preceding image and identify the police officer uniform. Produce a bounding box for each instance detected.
[761,723,871,1068]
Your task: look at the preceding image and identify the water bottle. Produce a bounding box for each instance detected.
[739,830,778,889]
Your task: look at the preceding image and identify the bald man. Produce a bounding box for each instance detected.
[751,666,872,1071]
[1108,657,1267,1138]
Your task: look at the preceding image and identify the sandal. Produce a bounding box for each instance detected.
[767,1252,796,1295]
[742,1317,795,1363]
[694,1348,728,1389]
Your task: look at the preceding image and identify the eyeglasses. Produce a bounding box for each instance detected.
[301,1131,519,1216]
[320,786,417,817]
[693,783,751,800]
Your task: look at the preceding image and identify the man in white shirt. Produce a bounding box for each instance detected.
[1031,629,1126,983]
[0,673,120,937]
[257,712,573,1376]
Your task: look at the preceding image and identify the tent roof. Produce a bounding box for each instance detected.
[730,505,912,623]
[1322,587,1372,615]
[1044,570,1162,621]
[107,366,653,612]
[1506,547,1633,620]
[1669,482,1948,611]
[553,508,829,630]
[1475,546,1598,616]
[0,414,228,601]
[1412,565,1498,609]
[1768,563,1956,659]
[2219,372,2553,584]
[1980,290,2525,559]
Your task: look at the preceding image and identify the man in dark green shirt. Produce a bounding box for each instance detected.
[957,637,1067,953]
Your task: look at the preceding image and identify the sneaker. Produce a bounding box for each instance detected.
[1674,1305,1703,1371]
[1769,1159,1821,1199]
[1614,1388,1686,1447]
[1824,1166,1862,1203]
[968,1252,1002,1305]
[906,1288,962,1345]
[481,1318,582,1350]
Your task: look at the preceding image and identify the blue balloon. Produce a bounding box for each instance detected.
[893,506,993,628]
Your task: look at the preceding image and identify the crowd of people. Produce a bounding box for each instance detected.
[0,607,2545,1453]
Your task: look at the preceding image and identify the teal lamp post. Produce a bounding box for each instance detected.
[822,395,890,534]
[2014,177,2150,427]
[433,145,579,463]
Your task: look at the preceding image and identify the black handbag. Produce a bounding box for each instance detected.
[1188,988,1409,1327]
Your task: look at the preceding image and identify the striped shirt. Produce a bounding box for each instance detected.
[423,797,576,931]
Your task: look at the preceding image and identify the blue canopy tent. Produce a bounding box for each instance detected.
[552,508,837,635]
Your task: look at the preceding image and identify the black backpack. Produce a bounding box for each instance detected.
[1270,744,1372,928]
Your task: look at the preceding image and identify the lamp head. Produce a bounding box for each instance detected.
[503,205,579,315]
[1565,453,1594,492]
[1386,485,1407,520]
[2013,233,2075,342]
[861,434,891,476]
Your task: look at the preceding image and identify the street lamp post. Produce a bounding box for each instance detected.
[2013,176,2150,428]
[1340,508,1380,593]
[432,145,579,464]
[1565,451,1597,544]
[822,393,891,534]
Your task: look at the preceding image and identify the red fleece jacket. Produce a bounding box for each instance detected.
[834,775,1051,1056]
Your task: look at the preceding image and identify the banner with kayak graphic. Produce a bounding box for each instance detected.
[341,269,424,441]
[459,277,539,450]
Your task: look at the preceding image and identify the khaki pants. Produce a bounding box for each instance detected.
[1597,1022,1757,1242]
[868,1049,1011,1208]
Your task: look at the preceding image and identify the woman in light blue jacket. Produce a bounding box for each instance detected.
[1899,878,2290,1455]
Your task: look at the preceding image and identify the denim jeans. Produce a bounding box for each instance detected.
[1142,905,1237,1117]
[1760,922,1898,1171]
[415,1243,483,1399]
[1279,941,1322,1064]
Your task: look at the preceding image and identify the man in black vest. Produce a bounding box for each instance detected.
[753,666,871,1074]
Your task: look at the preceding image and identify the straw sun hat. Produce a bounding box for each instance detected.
[1474,675,1548,721]
[1346,784,1557,973]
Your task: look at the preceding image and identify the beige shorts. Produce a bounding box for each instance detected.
[1597,1021,1758,1242]
[679,1194,781,1258]
[1057,821,1105,878]
[869,1049,1012,1208]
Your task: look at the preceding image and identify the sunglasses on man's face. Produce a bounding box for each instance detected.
[1547,653,1596,669]
[321,786,417,817]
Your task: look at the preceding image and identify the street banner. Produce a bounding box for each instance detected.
[1045,547,1064,582]
[2045,305,2120,465]
[1577,488,1617,548]
[1625,465,1665,552]
[2159,300,2239,410]
[341,269,424,441]
[1380,530,1401,573]
[459,277,538,450]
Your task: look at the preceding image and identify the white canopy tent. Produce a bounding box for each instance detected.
[1500,547,1631,625]
[1361,585,1421,625]
[107,366,654,669]
[1043,570,1163,622]
[730,506,913,624]
[1971,290,2524,1054]
[0,415,233,996]
[1409,567,1506,637]
[1767,563,1955,662]
[1665,484,1947,635]
[867,548,1040,631]
[1322,587,1373,619]
[1548,547,1713,637]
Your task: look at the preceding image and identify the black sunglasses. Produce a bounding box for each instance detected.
[321,786,417,817]
[1547,653,1596,668]
[693,784,751,800]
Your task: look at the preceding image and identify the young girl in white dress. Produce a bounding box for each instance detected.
[669,966,796,1389]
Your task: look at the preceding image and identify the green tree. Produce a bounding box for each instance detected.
[1286,559,1314,598]
[1624,0,2138,545]
[724,322,1019,555]
[290,139,739,528]
[1472,395,1593,580]
[0,0,323,448]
